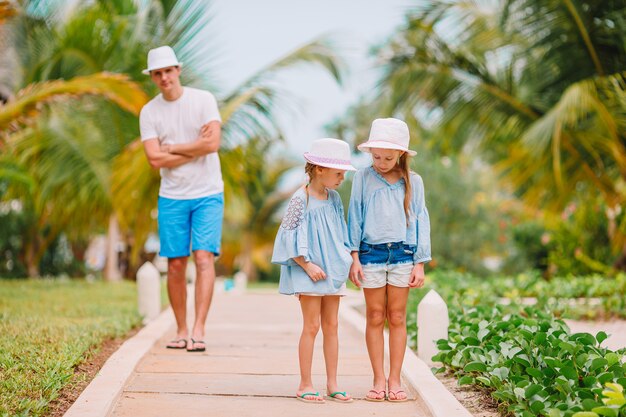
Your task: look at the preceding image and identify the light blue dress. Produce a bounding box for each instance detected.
[348,166,432,263]
[272,187,353,295]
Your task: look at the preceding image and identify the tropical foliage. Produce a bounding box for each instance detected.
[0,0,343,277]
[340,0,626,271]
[406,270,626,417]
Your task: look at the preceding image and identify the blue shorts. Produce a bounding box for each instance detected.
[358,241,416,266]
[358,242,416,288]
[157,193,224,258]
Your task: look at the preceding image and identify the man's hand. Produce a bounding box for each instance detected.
[168,121,221,157]
[143,138,193,169]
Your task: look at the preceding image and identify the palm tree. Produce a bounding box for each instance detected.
[219,137,298,281]
[376,0,626,266]
[2,0,344,277]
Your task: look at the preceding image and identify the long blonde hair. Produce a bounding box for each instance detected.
[399,153,412,223]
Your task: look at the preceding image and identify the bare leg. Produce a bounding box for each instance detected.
[364,287,388,400]
[190,250,216,347]
[387,284,410,401]
[167,257,189,344]
[297,296,324,402]
[320,295,351,401]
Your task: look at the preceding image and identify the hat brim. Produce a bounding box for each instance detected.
[357,141,416,156]
[303,154,357,171]
[142,62,183,75]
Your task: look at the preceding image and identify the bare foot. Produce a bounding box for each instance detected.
[296,388,325,403]
[326,387,353,403]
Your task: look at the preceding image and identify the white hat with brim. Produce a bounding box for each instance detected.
[303,138,357,171]
[142,46,183,75]
[357,118,417,156]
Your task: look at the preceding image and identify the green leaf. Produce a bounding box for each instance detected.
[596,331,608,344]
[519,329,534,341]
[561,366,579,380]
[514,354,531,367]
[591,358,609,372]
[590,406,618,417]
[572,413,600,417]
[604,382,624,393]
[476,376,491,386]
[458,375,474,386]
[605,353,620,367]
[477,328,490,341]
[582,398,602,410]
[491,367,509,381]
[583,376,599,387]
[559,341,577,354]
[545,357,562,369]
[464,361,487,372]
[530,400,545,412]
[525,384,542,398]
[527,367,543,380]
[463,336,480,346]
[573,333,597,346]
[534,332,547,345]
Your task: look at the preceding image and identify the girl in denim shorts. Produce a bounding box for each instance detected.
[347,118,432,402]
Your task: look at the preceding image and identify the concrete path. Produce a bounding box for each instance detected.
[565,319,626,351]
[108,290,434,417]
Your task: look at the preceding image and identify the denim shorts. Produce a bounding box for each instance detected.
[157,193,224,258]
[358,242,416,288]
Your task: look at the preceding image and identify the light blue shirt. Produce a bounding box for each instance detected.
[272,187,353,295]
[348,166,431,263]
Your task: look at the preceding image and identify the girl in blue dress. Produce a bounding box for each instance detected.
[348,118,432,402]
[272,138,356,404]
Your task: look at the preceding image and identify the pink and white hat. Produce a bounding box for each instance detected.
[357,118,417,156]
[303,138,356,171]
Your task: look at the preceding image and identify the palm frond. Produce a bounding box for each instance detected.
[0,72,147,131]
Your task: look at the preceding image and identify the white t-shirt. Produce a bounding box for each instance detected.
[139,87,223,199]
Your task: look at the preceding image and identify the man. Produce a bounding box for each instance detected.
[139,45,223,352]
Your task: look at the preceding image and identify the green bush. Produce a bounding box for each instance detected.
[433,305,626,417]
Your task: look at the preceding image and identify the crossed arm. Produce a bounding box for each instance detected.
[162,120,221,157]
[142,121,221,169]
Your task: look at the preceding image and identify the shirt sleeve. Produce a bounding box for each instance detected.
[139,106,158,141]
[332,191,351,250]
[413,175,432,263]
[202,91,222,124]
[347,170,364,251]
[271,195,309,265]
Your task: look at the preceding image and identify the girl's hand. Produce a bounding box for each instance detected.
[349,259,364,288]
[409,263,425,288]
[303,262,326,282]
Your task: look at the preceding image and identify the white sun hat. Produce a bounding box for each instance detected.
[142,46,183,75]
[357,118,417,156]
[303,138,357,171]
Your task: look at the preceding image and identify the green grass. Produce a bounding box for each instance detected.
[0,279,142,417]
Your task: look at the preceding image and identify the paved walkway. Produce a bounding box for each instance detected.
[565,319,626,351]
[109,290,433,417]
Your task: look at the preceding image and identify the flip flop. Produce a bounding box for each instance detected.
[296,391,325,403]
[387,389,408,402]
[327,391,353,403]
[165,339,187,349]
[186,338,206,352]
[365,389,386,402]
